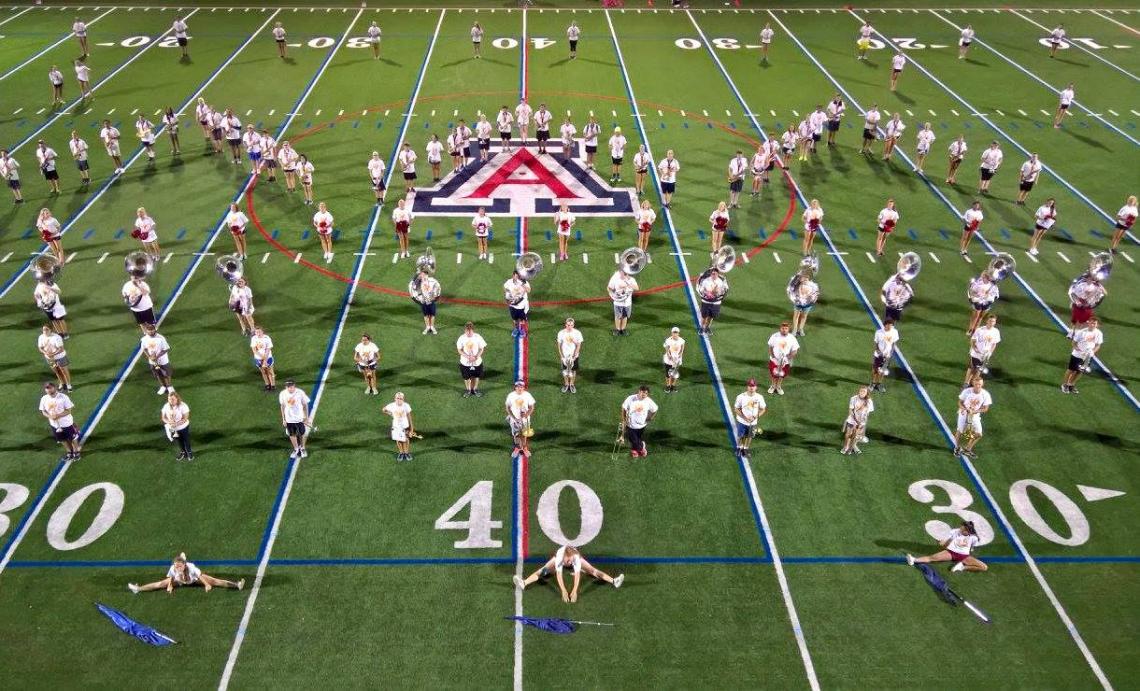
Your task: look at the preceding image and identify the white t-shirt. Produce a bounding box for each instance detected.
[583,121,600,146]
[884,118,905,139]
[734,392,766,425]
[122,280,152,312]
[1058,88,1074,106]
[874,327,899,357]
[891,54,906,71]
[504,278,529,311]
[622,394,658,429]
[515,102,533,126]
[471,25,484,43]
[135,215,157,243]
[39,332,66,360]
[633,151,651,172]
[472,214,492,237]
[172,20,188,39]
[38,216,61,239]
[1034,204,1056,228]
[230,284,253,313]
[970,326,1001,360]
[273,26,286,41]
[728,155,747,179]
[882,277,913,307]
[658,157,680,183]
[1050,27,1066,43]
[767,332,800,362]
[49,68,64,86]
[964,208,983,231]
[457,332,487,366]
[534,109,552,132]
[567,25,581,41]
[242,130,262,153]
[946,527,980,556]
[299,160,314,185]
[847,395,874,427]
[40,392,75,429]
[250,334,273,360]
[959,27,975,45]
[557,328,583,359]
[609,134,627,159]
[948,139,968,160]
[560,122,577,144]
[809,109,827,134]
[802,206,823,231]
[553,545,581,575]
[958,387,992,414]
[968,277,999,305]
[635,207,656,230]
[1019,159,1042,183]
[392,206,413,229]
[313,210,334,234]
[368,24,382,42]
[554,210,575,235]
[226,210,249,232]
[354,341,380,365]
[1117,204,1138,229]
[278,388,311,424]
[35,282,63,314]
[980,147,1003,171]
[760,27,774,44]
[426,139,443,164]
[99,126,120,148]
[168,561,202,584]
[69,137,89,161]
[476,120,493,140]
[506,390,536,418]
[399,149,416,173]
[75,64,91,82]
[877,207,899,231]
[663,336,685,366]
[607,272,637,308]
[383,401,412,430]
[1070,328,1103,358]
[141,333,171,366]
[73,21,88,37]
[916,129,935,153]
[162,401,190,431]
[864,109,881,130]
[497,111,513,133]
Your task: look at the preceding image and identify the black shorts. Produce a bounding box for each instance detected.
[177,37,188,47]
[509,306,528,321]
[403,172,416,181]
[892,68,902,75]
[131,307,155,325]
[970,301,994,312]
[211,128,223,141]
[265,159,278,169]
[52,425,79,442]
[8,179,21,190]
[285,421,306,438]
[371,178,386,192]
[276,39,286,45]
[884,305,904,322]
[766,161,776,171]
[961,40,973,46]
[980,168,995,181]
[356,362,377,372]
[499,130,511,140]
[612,156,623,165]
[729,179,743,192]
[569,40,578,51]
[561,357,579,372]
[661,181,676,194]
[827,120,840,132]
[1019,180,1035,192]
[43,169,59,181]
[460,363,484,380]
[227,137,241,147]
[970,356,984,370]
[863,128,876,141]
[873,354,889,370]
[537,130,550,141]
[479,138,491,150]
[811,133,821,142]
[1067,355,1086,373]
[150,362,172,379]
[77,160,89,171]
[700,302,721,319]
[420,301,437,316]
[1059,103,1070,110]
[1115,222,1131,231]
[585,144,597,154]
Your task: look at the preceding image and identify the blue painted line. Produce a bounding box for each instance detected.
[425,229,432,241]
[113,229,125,240]
[376,120,383,129]
[332,229,341,241]
[697,229,706,240]
[575,230,582,241]
[606,229,613,241]
[1090,229,1103,239]
[21,229,32,240]
[682,122,689,129]
[1000,227,1011,240]
[848,228,857,240]
[82,229,94,240]
[545,230,552,241]
[1059,228,1073,241]
[907,228,918,240]
[659,122,666,129]
[271,229,280,240]
[352,121,359,129]
[301,230,310,240]
[758,228,767,239]
[456,230,463,240]
[939,229,949,240]
[176,227,187,240]
[788,229,798,240]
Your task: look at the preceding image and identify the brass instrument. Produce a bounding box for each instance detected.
[618,246,648,276]
[33,254,62,284]
[1088,251,1112,282]
[697,245,736,300]
[415,247,436,275]
[215,254,244,284]
[985,252,1016,282]
[515,251,544,281]
[124,250,155,279]
[897,251,922,282]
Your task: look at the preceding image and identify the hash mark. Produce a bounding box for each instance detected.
[928,252,941,264]
[1056,251,1070,263]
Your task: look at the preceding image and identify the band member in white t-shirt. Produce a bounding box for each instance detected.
[621,385,659,458]
[1110,195,1137,254]
[914,122,935,174]
[122,276,154,332]
[513,545,624,602]
[635,199,656,253]
[567,21,581,59]
[141,323,175,395]
[556,318,583,394]
[1028,198,1056,256]
[807,105,827,155]
[608,127,627,184]
[195,97,212,145]
[354,333,381,396]
[889,52,906,91]
[457,321,487,398]
[250,325,276,391]
[966,272,999,335]
[797,118,812,163]
[841,386,875,455]
[222,109,243,164]
[35,279,69,338]
[392,198,414,259]
[965,314,1000,385]
[278,140,298,191]
[398,141,417,195]
[977,140,1002,194]
[695,269,727,338]
[961,200,983,256]
[410,268,440,335]
[946,134,967,185]
[631,144,651,197]
[1048,24,1066,58]
[272,22,287,58]
[162,107,181,156]
[68,131,90,186]
[472,206,492,260]
[38,325,73,391]
[477,114,494,162]
[1053,83,1075,129]
[657,149,680,207]
[383,392,415,462]
[161,391,193,461]
[73,18,90,58]
[471,22,484,58]
[870,319,899,392]
[582,115,601,170]
[241,124,262,176]
[733,378,766,458]
[426,133,443,183]
[504,270,530,337]
[0,149,24,203]
[607,268,638,336]
[1015,153,1042,205]
[128,553,243,594]
[229,276,255,337]
[172,16,190,58]
[35,140,61,194]
[224,202,249,259]
[40,381,80,461]
[312,201,335,262]
[825,95,845,148]
[953,377,991,458]
[515,98,533,143]
[958,24,975,59]
[882,113,905,161]
[1062,317,1103,394]
[298,154,315,205]
[447,128,461,172]
[496,106,514,152]
[560,116,577,162]
[860,104,880,155]
[759,23,774,63]
[132,207,161,260]
[767,322,800,395]
[907,521,987,573]
[279,379,311,459]
[74,59,92,99]
[802,198,823,255]
[749,144,768,197]
[874,198,899,257]
[709,201,730,255]
[856,22,874,60]
[37,208,65,263]
[662,326,685,393]
[506,380,536,459]
[99,119,124,173]
[135,114,157,162]
[534,104,553,155]
[209,108,225,155]
[727,150,747,208]
[367,21,382,60]
[554,203,575,262]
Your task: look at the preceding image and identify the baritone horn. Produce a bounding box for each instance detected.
[124,250,155,279]
[515,251,544,280]
[415,247,436,275]
[215,254,244,284]
[618,246,648,275]
[897,251,922,282]
[985,252,1016,282]
[33,254,62,283]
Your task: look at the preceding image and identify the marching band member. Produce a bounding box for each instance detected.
[162,107,181,156]
[663,326,685,393]
[556,317,583,394]
[841,386,875,456]
[1110,195,1137,254]
[135,114,157,163]
[759,23,774,63]
[914,122,935,174]
[496,106,514,153]
[172,16,190,58]
[750,145,766,198]
[35,279,69,338]
[38,325,73,392]
[1015,153,1042,205]
[312,201,334,262]
[132,207,161,260]
[471,22,483,59]
[635,199,656,253]
[99,119,124,174]
[977,140,1003,195]
[534,104,553,155]
[1028,197,1057,257]
[279,379,311,460]
[353,333,381,396]
[161,391,194,461]
[1053,83,1075,129]
[477,114,493,162]
[410,268,440,335]
[789,270,819,337]
[273,21,287,59]
[298,153,315,205]
[907,520,987,573]
[35,140,61,194]
[802,198,823,255]
[856,21,874,60]
[608,126,626,184]
[607,267,638,336]
[826,94,845,148]
[279,140,298,192]
[367,21,382,60]
[513,545,624,602]
[223,108,243,164]
[426,133,443,183]
[224,202,249,259]
[727,150,747,208]
[398,141,417,195]
[958,24,975,59]
[889,52,906,91]
[515,98,533,143]
[621,385,658,458]
[1048,24,1066,58]
[796,118,812,163]
[392,198,414,259]
[953,377,991,458]
[447,128,462,173]
[945,134,967,184]
[960,200,983,256]
[456,119,472,166]
[761,135,780,185]
[74,18,90,58]
[141,323,175,395]
[559,116,577,163]
[554,202,575,261]
[583,115,601,170]
[965,314,1001,386]
[874,198,899,257]
[632,144,651,197]
[808,105,827,155]
[966,272,999,335]
[40,382,80,461]
[733,378,766,459]
[382,392,416,462]
[195,97,212,146]
[37,208,65,263]
[209,107,225,155]
[472,206,492,260]
[250,325,277,391]
[709,201,730,254]
[781,125,799,161]
[229,276,255,337]
[504,270,531,337]
[882,113,905,161]
[859,104,881,155]
[457,321,487,398]
[74,58,92,99]
[880,272,914,323]
[121,275,154,333]
[567,21,581,59]
[242,124,262,176]
[697,268,728,336]
[128,553,243,595]
[1062,316,1102,394]
[870,319,899,393]
[506,380,536,459]
[766,322,800,396]
[0,149,24,203]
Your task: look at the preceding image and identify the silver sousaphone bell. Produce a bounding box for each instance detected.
[1088,251,1113,282]
[124,250,156,279]
[415,247,437,275]
[33,254,62,284]
[215,254,244,284]
[897,251,922,282]
[515,251,544,280]
[618,246,648,275]
[985,252,1016,282]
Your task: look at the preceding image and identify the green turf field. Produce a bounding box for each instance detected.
[0,1,1137,688]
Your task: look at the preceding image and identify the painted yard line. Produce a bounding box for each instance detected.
[0,8,282,303]
[612,12,819,691]
[847,11,1137,246]
[0,7,116,82]
[1090,8,1140,36]
[0,6,33,28]
[1011,8,1139,83]
[8,7,202,155]
[512,12,528,691]
[217,9,437,690]
[771,14,1123,688]
[930,10,1139,147]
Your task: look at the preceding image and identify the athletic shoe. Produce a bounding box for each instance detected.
[613,574,625,589]
[157,386,167,395]
[512,575,525,589]
[65,384,74,392]
[429,327,438,335]
[462,390,473,398]
[1061,384,1071,394]
[767,385,776,394]
[405,453,414,462]
[423,328,430,335]
[852,446,862,455]
[176,452,187,462]
[775,386,784,396]
[860,436,869,444]
[905,554,915,566]
[569,385,576,394]
[186,453,194,462]
[473,389,484,397]
[237,579,246,591]
[952,446,962,456]
[299,448,308,459]
[1069,386,1080,394]
[951,561,966,573]
[128,583,140,594]
[1028,247,1039,257]
[365,385,372,394]
[561,385,569,394]
[289,449,299,460]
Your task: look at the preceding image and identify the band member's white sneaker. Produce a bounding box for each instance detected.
[429,326,438,334]
[157,386,167,395]
[951,561,966,573]
[767,385,776,394]
[905,554,915,566]
[237,579,246,590]
[512,575,525,589]
[299,448,308,459]
[775,386,784,396]
[127,583,140,594]
[423,327,431,335]
[613,574,625,588]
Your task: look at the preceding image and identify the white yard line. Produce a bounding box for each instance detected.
[0,6,33,29]
[0,7,116,82]
[1011,8,1140,83]
[1089,8,1140,36]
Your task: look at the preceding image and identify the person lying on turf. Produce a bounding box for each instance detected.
[906,521,988,573]
[128,553,244,594]
[513,545,624,602]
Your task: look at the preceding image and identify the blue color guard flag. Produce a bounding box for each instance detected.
[96,603,178,646]
[506,616,615,634]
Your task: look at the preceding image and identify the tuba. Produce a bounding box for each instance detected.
[33,254,62,284]
[710,245,737,274]
[215,254,244,284]
[618,246,647,276]
[415,247,436,276]
[799,251,820,275]
[897,251,922,282]
[787,270,820,306]
[1087,251,1112,282]
[985,252,1016,282]
[515,251,544,281]
[124,250,155,279]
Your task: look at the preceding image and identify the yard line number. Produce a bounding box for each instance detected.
[674,37,1126,51]
[0,482,124,552]
[436,480,604,549]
